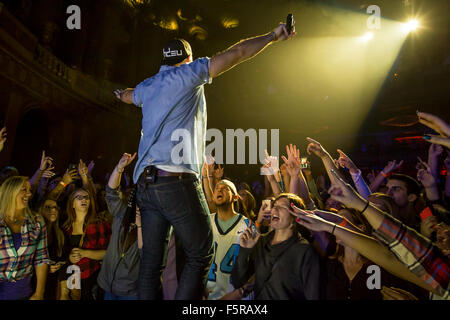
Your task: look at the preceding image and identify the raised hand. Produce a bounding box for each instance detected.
[41,169,56,179]
[337,149,359,174]
[290,205,333,233]
[281,144,301,177]
[117,152,137,171]
[306,137,328,158]
[78,159,89,178]
[416,157,436,188]
[214,164,224,180]
[256,200,272,224]
[0,127,7,152]
[87,160,95,175]
[271,21,296,42]
[239,221,261,249]
[367,169,376,184]
[39,151,54,172]
[114,89,124,100]
[382,160,403,175]
[327,169,365,209]
[429,144,444,158]
[62,168,79,185]
[418,112,450,148]
[261,149,279,176]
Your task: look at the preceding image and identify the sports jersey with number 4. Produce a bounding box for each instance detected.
[206,213,249,300]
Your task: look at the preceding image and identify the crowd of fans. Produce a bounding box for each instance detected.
[0,111,448,300]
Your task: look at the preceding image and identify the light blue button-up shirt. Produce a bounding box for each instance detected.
[132,57,212,183]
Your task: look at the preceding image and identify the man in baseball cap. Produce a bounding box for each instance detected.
[161,38,192,66]
[114,18,296,300]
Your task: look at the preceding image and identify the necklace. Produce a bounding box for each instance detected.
[6,216,21,225]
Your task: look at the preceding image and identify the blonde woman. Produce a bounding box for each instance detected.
[0,176,50,300]
[39,198,65,299]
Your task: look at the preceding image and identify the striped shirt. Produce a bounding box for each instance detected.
[0,214,50,282]
[373,215,449,299]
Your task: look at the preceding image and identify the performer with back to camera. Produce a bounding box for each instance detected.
[114,16,296,300]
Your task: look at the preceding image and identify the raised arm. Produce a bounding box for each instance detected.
[282,144,314,208]
[369,160,403,193]
[418,111,450,149]
[78,159,96,195]
[201,160,216,213]
[30,151,55,195]
[293,210,436,294]
[336,149,371,199]
[209,22,296,78]
[327,169,450,297]
[108,152,137,190]
[306,137,342,185]
[114,88,135,105]
[261,150,281,197]
[427,144,444,180]
[46,168,79,201]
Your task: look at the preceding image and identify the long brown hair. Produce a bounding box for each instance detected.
[329,208,370,263]
[273,193,311,239]
[39,198,65,258]
[62,188,98,234]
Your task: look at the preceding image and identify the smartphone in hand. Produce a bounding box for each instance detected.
[251,223,259,238]
[300,157,308,169]
[286,13,294,34]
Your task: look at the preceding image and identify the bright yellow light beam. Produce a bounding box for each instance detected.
[360,32,374,42]
[402,19,420,33]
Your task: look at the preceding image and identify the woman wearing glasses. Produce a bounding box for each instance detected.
[58,188,111,300]
[39,198,65,299]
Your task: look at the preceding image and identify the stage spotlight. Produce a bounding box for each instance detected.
[403,19,420,32]
[360,32,374,42]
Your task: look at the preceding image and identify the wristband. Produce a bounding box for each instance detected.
[116,167,124,174]
[381,171,388,178]
[269,31,276,42]
[59,181,67,188]
[360,201,370,214]
[338,219,348,227]
[255,221,261,229]
[331,224,337,235]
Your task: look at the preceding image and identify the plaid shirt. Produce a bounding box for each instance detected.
[373,215,450,299]
[0,214,50,282]
[65,220,111,279]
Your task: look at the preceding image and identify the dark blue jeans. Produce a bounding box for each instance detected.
[136,172,213,300]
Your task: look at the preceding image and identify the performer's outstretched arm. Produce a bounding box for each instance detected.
[114,88,135,104]
[209,22,296,78]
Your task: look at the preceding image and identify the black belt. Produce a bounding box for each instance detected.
[156,169,195,178]
[142,166,195,183]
